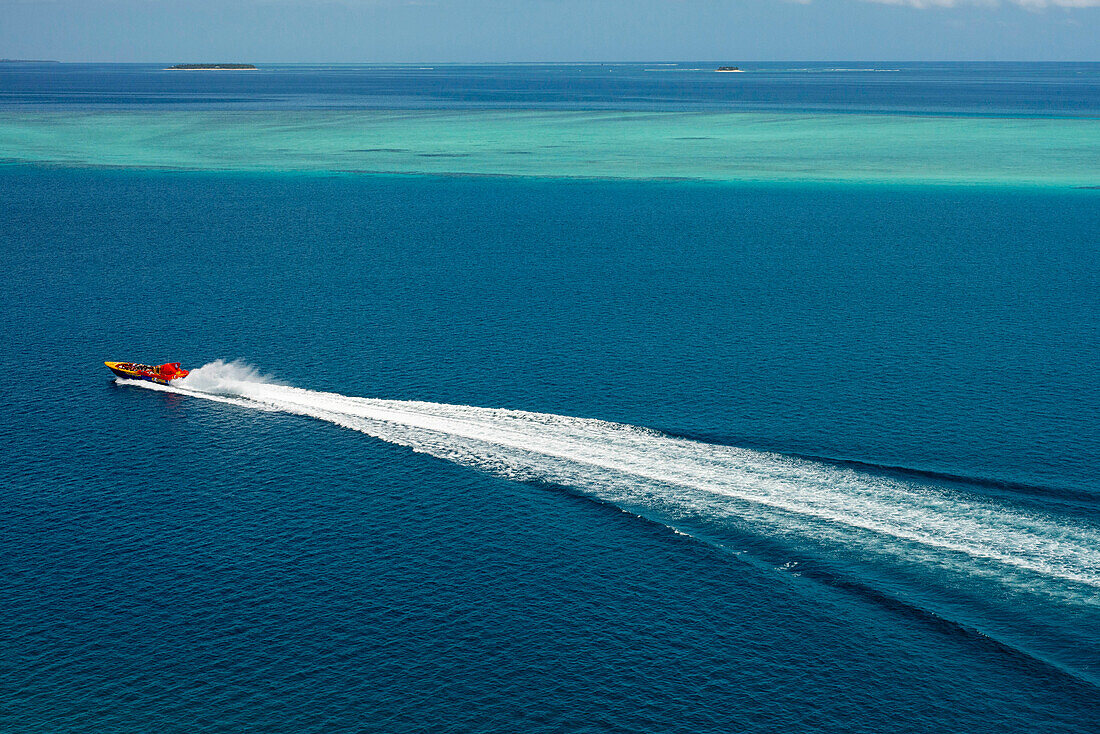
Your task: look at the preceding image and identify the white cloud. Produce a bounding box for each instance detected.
[857,0,1100,7]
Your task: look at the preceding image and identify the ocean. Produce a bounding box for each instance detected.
[0,63,1098,732]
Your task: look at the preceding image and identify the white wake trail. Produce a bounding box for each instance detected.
[121,360,1100,610]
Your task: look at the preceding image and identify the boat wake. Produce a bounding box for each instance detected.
[120,360,1100,685]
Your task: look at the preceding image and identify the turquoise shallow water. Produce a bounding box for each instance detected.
[1,61,1097,186]
[1,64,1099,731]
[1,109,1098,186]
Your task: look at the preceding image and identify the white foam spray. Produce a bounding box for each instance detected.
[115,360,1100,684]
[120,361,1100,610]
[178,358,282,393]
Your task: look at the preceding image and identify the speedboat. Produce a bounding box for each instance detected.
[105,361,189,385]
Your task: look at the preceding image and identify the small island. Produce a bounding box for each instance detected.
[167,63,258,71]
[716,66,744,73]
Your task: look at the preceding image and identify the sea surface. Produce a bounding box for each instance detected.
[1,63,1098,732]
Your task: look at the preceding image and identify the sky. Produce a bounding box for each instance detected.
[0,0,1097,62]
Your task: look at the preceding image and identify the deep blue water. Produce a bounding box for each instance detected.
[2,168,1098,732]
[2,63,1100,732]
[1,61,1099,115]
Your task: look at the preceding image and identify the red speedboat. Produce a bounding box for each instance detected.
[105,361,189,385]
